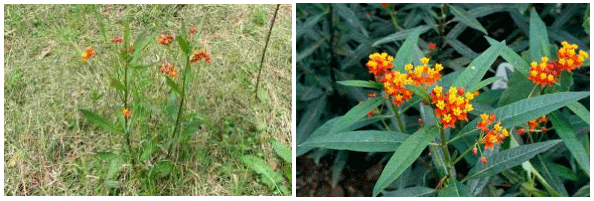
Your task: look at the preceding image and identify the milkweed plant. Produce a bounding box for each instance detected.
[298,4,590,197]
[78,18,211,194]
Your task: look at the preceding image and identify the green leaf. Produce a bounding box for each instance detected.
[450,5,487,34]
[165,76,181,95]
[297,38,325,62]
[446,38,478,59]
[468,76,502,92]
[373,126,439,196]
[333,4,369,38]
[297,10,328,38]
[329,97,383,134]
[176,34,192,56]
[463,140,562,181]
[372,25,432,47]
[566,102,590,126]
[296,96,327,156]
[299,130,409,152]
[331,150,348,188]
[583,4,590,35]
[549,111,590,176]
[382,186,437,197]
[392,27,423,72]
[530,8,550,62]
[535,155,568,196]
[151,160,176,177]
[498,70,537,106]
[461,91,589,135]
[80,109,120,134]
[485,37,530,77]
[131,32,152,60]
[548,162,578,181]
[438,178,472,197]
[109,78,126,92]
[241,155,286,194]
[405,85,430,102]
[337,80,383,89]
[271,138,291,163]
[452,42,503,89]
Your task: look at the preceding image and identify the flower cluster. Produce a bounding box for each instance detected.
[80,46,96,61]
[189,27,197,35]
[158,35,174,46]
[191,50,211,64]
[380,3,389,8]
[122,108,131,118]
[383,70,413,106]
[111,36,123,44]
[404,57,443,86]
[365,52,394,80]
[528,41,589,86]
[557,41,588,72]
[430,86,474,129]
[476,113,509,150]
[519,115,548,135]
[159,61,178,78]
[428,42,436,50]
[528,57,558,86]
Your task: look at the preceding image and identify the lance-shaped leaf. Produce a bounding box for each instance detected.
[337,80,383,89]
[110,78,126,92]
[299,130,409,152]
[438,178,472,197]
[382,186,437,197]
[372,25,431,47]
[330,97,383,133]
[297,10,328,38]
[331,150,348,188]
[80,109,121,134]
[165,76,181,95]
[333,3,369,38]
[468,76,502,92]
[392,27,423,72]
[450,5,487,34]
[463,140,562,181]
[271,138,291,163]
[373,126,439,196]
[530,8,550,62]
[241,155,286,194]
[549,111,590,176]
[566,102,590,126]
[452,42,503,89]
[176,34,192,56]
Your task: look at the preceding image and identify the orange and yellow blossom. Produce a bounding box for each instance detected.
[430,86,474,129]
[476,113,509,150]
[404,57,443,86]
[80,46,96,61]
[366,52,394,81]
[528,57,558,87]
[158,35,174,46]
[122,108,131,118]
[191,50,212,64]
[557,41,588,72]
[383,70,413,106]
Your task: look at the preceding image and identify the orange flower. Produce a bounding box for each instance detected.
[528,119,539,133]
[80,46,96,61]
[472,147,477,155]
[517,127,525,135]
[380,3,389,8]
[431,86,474,129]
[122,108,131,118]
[160,61,178,78]
[158,35,174,46]
[528,57,559,87]
[478,113,509,150]
[557,41,588,72]
[191,49,211,64]
[111,36,123,44]
[480,157,487,164]
[189,27,197,34]
[367,110,375,118]
[541,126,547,133]
[368,92,377,99]
[366,52,394,80]
[404,57,443,86]
[428,42,436,50]
[538,115,548,123]
[383,70,413,106]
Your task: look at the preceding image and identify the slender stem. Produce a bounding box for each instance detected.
[392,105,405,132]
[528,84,538,98]
[450,144,475,166]
[380,119,392,131]
[439,129,453,177]
[389,8,403,31]
[172,56,191,138]
[255,4,280,99]
[447,128,480,144]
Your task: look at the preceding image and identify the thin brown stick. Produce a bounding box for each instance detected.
[255,4,280,99]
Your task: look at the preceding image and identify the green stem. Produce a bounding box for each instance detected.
[447,128,480,144]
[450,144,475,166]
[172,55,191,139]
[439,128,453,177]
[392,106,405,132]
[527,84,538,98]
[389,8,403,31]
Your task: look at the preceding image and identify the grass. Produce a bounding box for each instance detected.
[4,4,292,196]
